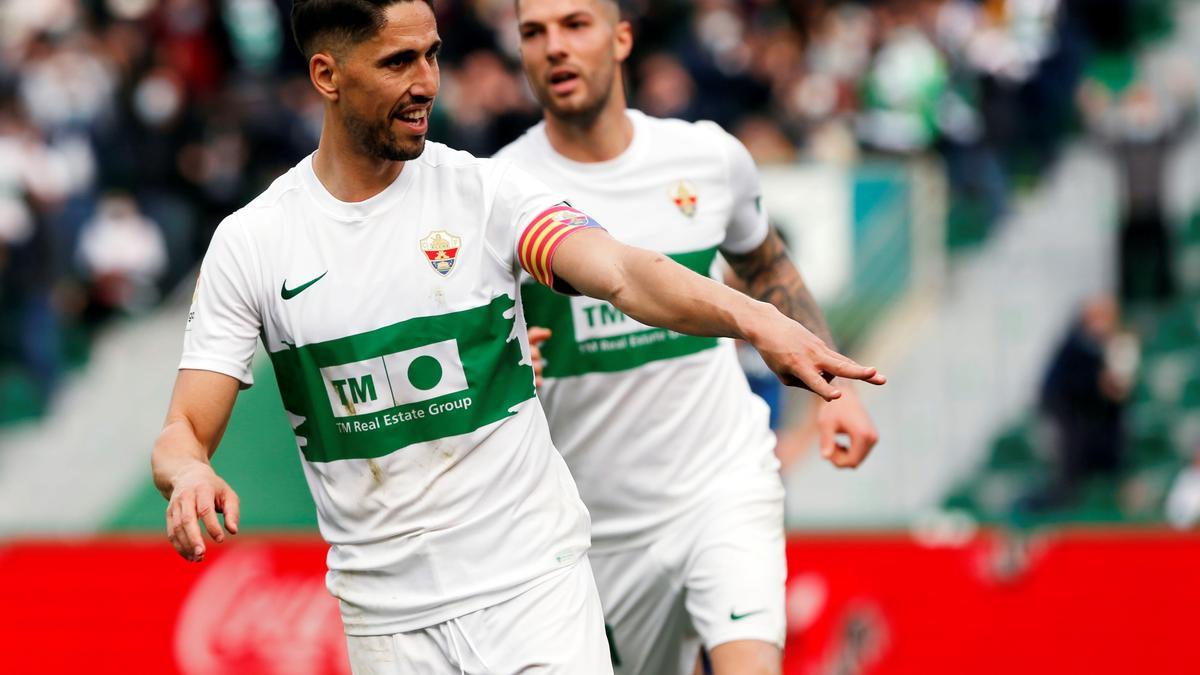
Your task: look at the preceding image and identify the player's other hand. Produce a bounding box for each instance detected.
[529,326,551,388]
[748,308,886,402]
[165,463,240,563]
[816,387,879,469]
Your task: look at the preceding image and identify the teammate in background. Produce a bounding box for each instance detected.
[500,1,882,673]
[150,0,884,673]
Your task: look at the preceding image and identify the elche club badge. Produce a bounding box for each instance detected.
[420,230,462,277]
[670,181,698,218]
[550,208,591,227]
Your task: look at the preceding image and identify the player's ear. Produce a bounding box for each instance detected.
[613,20,633,63]
[309,51,340,102]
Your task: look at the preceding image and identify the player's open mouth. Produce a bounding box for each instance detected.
[394,107,429,134]
[548,70,579,95]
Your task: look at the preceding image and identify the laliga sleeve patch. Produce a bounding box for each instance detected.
[517,205,603,294]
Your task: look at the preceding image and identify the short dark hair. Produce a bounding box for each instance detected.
[291,0,433,59]
[514,0,622,21]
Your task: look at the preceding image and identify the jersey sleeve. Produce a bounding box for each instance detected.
[179,215,263,387]
[516,204,604,294]
[715,128,770,255]
[486,161,603,295]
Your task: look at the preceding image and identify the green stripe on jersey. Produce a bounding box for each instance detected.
[522,247,720,378]
[268,295,534,463]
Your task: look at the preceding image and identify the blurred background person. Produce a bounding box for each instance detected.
[1025,294,1138,511]
[1078,56,1196,308]
[75,192,167,322]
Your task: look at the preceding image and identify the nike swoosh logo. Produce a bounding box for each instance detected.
[281,271,327,300]
[730,609,766,622]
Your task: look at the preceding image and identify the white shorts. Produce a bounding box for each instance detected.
[345,559,613,675]
[589,471,786,675]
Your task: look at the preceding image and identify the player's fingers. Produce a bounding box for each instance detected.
[795,366,841,402]
[170,495,189,544]
[166,503,189,558]
[821,356,884,385]
[817,417,836,461]
[528,326,552,347]
[830,450,857,469]
[835,427,878,469]
[831,439,865,468]
[170,519,194,561]
[168,529,188,559]
[178,494,205,561]
[218,487,240,535]
[815,347,885,383]
[195,484,224,544]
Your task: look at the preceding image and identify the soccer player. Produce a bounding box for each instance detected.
[499,1,882,673]
[151,0,882,672]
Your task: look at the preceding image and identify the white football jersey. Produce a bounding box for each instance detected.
[181,144,602,635]
[497,110,779,551]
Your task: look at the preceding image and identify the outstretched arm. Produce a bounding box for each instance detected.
[549,228,885,401]
[725,231,879,468]
[152,369,243,562]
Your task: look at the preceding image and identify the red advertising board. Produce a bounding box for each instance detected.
[781,530,1200,674]
[1,530,1198,674]
[0,538,345,675]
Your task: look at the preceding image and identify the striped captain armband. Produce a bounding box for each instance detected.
[517,204,604,294]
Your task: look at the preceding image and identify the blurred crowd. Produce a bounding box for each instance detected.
[0,0,1175,419]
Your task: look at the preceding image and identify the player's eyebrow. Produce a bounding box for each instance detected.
[559,11,592,24]
[376,39,442,66]
[520,10,592,31]
[518,17,545,32]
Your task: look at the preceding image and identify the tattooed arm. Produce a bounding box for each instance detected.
[724,230,835,348]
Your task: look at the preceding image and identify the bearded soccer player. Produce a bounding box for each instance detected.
[498,1,883,674]
[151,0,884,672]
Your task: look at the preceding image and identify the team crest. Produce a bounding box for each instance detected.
[420,230,462,277]
[670,181,698,218]
[550,208,592,227]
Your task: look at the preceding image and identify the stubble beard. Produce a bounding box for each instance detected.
[540,66,615,131]
[344,109,426,162]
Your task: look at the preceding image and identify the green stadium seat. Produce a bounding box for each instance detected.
[988,418,1044,471]
[1180,376,1200,411]
[1129,402,1177,465]
[1146,304,1200,355]
[1177,245,1200,297]
[1183,210,1200,246]
[0,368,45,425]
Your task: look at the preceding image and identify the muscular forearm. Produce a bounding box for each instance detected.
[603,245,780,343]
[725,232,836,347]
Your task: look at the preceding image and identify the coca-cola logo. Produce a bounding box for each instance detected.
[174,546,349,675]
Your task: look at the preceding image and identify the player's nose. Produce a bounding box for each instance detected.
[410,58,439,99]
[544,26,568,60]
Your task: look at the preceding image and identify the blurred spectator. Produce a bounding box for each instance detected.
[76,193,167,319]
[635,52,700,121]
[855,5,947,155]
[735,115,799,165]
[1028,295,1139,510]
[0,0,1150,420]
[1078,58,1196,305]
[442,49,538,156]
